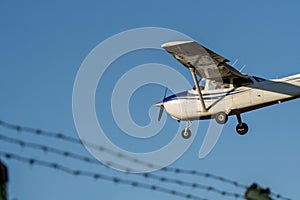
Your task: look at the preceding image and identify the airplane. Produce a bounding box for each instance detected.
[156,41,300,138]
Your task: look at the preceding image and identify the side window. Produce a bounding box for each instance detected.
[233,77,253,87]
[221,78,230,89]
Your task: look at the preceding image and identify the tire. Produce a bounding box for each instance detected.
[215,112,228,124]
[181,128,191,139]
[236,123,248,135]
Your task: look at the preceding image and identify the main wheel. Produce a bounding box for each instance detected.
[236,123,248,135]
[215,112,228,124]
[181,128,191,139]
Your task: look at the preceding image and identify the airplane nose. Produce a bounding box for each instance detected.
[155,102,164,107]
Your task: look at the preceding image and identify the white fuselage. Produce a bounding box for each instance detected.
[162,74,300,121]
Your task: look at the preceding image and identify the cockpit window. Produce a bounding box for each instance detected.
[233,77,253,87]
[221,78,230,89]
[253,76,266,82]
[198,79,231,90]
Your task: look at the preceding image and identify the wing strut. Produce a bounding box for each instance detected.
[189,67,207,112]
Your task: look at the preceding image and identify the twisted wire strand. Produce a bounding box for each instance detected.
[0,120,247,188]
[0,133,244,199]
[0,120,292,200]
[0,151,210,200]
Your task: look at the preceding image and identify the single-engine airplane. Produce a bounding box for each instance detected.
[156,41,300,138]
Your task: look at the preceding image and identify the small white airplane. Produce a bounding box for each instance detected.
[156,41,300,138]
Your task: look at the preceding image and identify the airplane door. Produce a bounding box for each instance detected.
[232,77,254,109]
[232,87,251,108]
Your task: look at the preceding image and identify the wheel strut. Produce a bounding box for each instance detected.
[235,113,249,135]
[236,113,242,125]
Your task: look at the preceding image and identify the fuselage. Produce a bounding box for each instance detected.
[161,74,300,121]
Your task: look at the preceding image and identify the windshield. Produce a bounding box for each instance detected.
[198,79,231,90]
[253,76,266,82]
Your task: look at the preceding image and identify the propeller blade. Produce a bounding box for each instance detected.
[156,87,168,122]
[158,105,164,121]
[163,87,168,99]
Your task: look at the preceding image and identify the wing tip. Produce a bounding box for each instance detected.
[161,40,194,48]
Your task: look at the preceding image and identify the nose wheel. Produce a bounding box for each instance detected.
[181,128,191,139]
[181,121,192,139]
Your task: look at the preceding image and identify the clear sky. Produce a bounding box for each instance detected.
[1,0,300,200]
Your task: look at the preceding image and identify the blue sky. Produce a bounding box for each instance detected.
[1,1,300,200]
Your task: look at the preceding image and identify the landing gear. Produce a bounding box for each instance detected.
[181,121,192,139]
[215,112,228,124]
[236,113,249,135]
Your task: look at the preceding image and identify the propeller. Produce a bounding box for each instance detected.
[156,88,168,121]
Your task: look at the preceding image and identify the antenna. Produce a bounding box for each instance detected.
[239,64,247,73]
[232,59,238,67]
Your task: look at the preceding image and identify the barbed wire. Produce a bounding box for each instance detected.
[0,120,247,188]
[0,134,138,172]
[161,167,248,189]
[0,151,211,200]
[0,120,158,169]
[0,133,244,199]
[0,119,292,200]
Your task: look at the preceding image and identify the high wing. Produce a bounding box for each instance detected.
[162,41,247,80]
